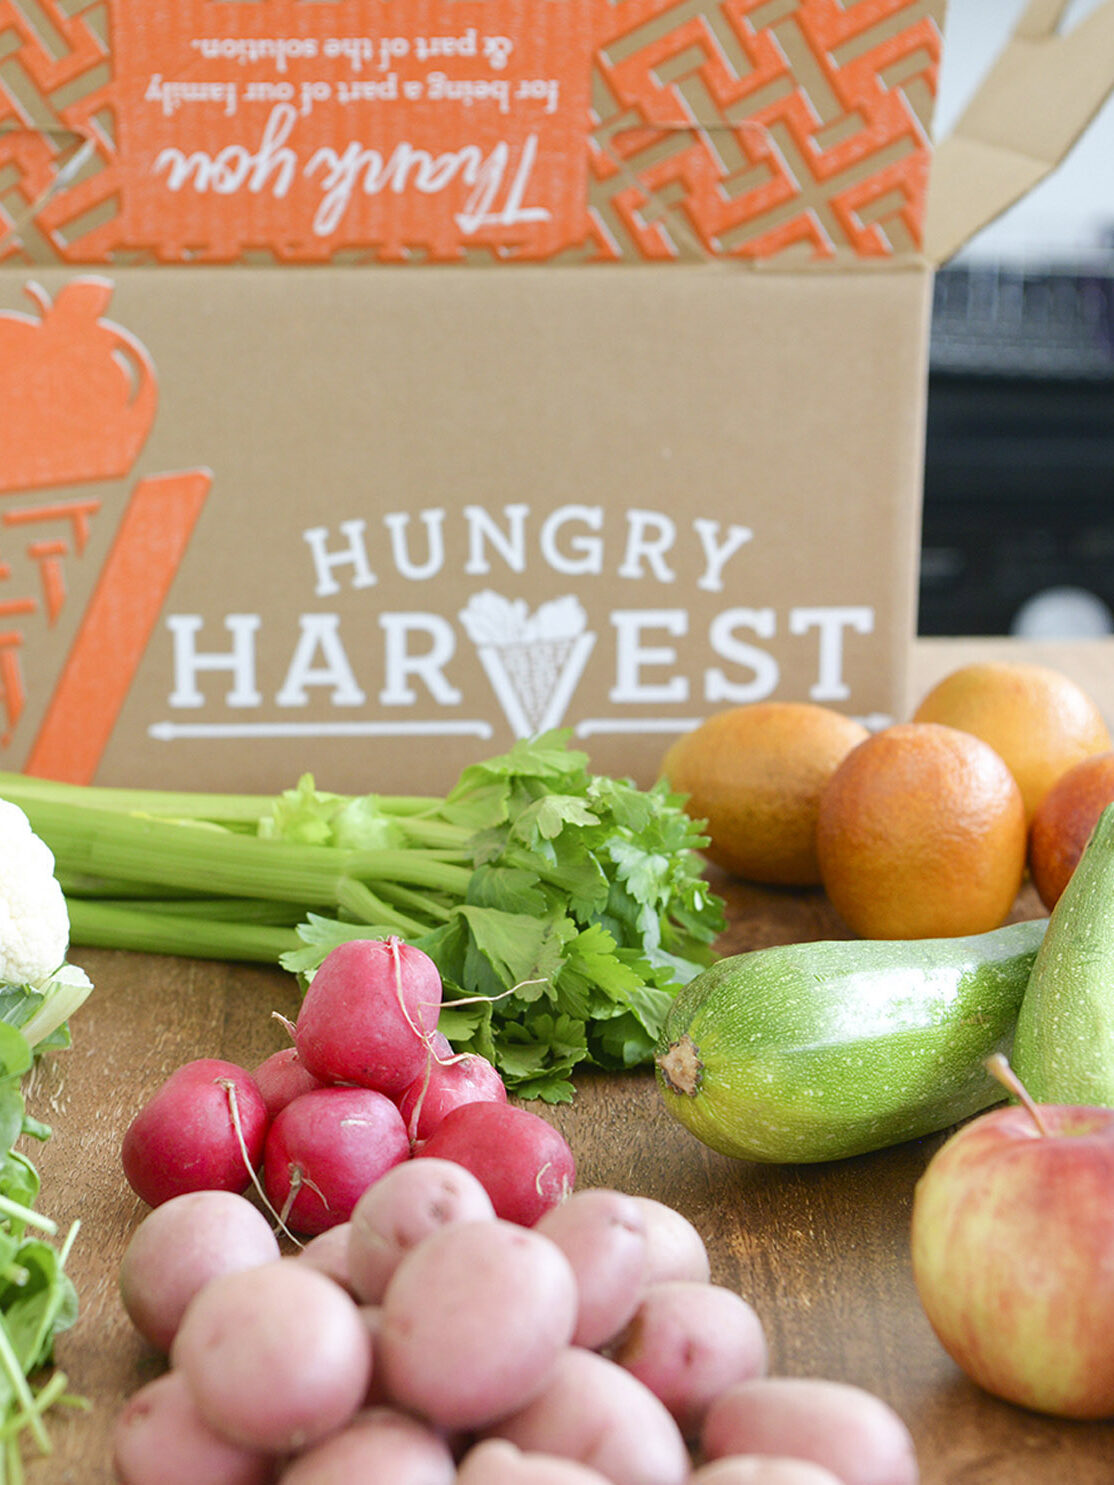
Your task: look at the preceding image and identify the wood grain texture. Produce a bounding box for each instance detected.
[19,637,1114,1482]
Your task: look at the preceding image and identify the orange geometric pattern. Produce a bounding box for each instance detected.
[0,0,941,265]
[0,272,209,779]
[588,0,942,262]
[0,0,121,263]
[24,469,212,784]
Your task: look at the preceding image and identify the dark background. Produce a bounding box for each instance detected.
[919,263,1114,637]
[917,0,1114,639]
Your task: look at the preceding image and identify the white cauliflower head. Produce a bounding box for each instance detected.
[0,798,70,985]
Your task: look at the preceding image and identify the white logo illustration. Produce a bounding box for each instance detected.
[459,590,596,738]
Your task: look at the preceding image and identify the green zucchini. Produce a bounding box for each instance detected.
[654,917,1048,1164]
[1013,802,1114,1105]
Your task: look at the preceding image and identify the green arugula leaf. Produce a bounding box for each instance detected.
[0,1241,74,1372]
[0,1027,31,1084]
[0,1089,24,1159]
[0,1151,39,1219]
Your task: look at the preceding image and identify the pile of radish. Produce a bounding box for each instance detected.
[120,938,561,1234]
[112,937,920,1485]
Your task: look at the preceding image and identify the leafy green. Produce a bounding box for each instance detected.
[278,731,725,1099]
[3,734,724,1100]
[0,982,87,1477]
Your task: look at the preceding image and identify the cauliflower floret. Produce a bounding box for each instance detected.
[0,798,69,985]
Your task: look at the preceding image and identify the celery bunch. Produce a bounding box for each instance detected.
[0,733,724,1100]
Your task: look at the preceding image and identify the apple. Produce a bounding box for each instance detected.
[911,1056,1114,1419]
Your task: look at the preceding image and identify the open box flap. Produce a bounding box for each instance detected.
[925,0,1114,266]
[0,0,946,268]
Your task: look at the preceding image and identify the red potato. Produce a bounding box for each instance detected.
[113,1371,272,1485]
[171,1260,372,1454]
[690,1462,844,1485]
[294,937,443,1095]
[263,1085,410,1236]
[357,1306,392,1407]
[275,1406,456,1484]
[378,1219,578,1431]
[347,1156,496,1304]
[487,1346,691,1485]
[296,1222,357,1297]
[415,1101,575,1225]
[459,1439,614,1484]
[253,1047,323,1118]
[398,1048,507,1142]
[702,1378,919,1485]
[610,1281,768,1437]
[535,1189,648,1350]
[119,1190,281,1353]
[633,1196,711,1285]
[121,1058,269,1208]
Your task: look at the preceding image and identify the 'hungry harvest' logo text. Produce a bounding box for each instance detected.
[155,505,877,747]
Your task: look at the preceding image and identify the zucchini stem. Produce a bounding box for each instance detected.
[655,1035,704,1096]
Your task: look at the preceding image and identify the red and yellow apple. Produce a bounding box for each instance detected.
[911,1070,1114,1420]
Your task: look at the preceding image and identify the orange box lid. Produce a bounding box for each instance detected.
[0,0,947,266]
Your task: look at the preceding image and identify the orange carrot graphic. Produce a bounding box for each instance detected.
[25,468,211,783]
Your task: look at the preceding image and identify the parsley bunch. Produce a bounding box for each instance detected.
[1,733,725,1100]
[285,733,725,1099]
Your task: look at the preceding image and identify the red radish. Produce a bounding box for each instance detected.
[252,1046,322,1118]
[122,1059,268,1208]
[414,1101,575,1225]
[294,938,443,1096]
[398,1049,507,1142]
[263,1086,410,1235]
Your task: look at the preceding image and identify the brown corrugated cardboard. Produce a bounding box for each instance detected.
[925,0,1114,265]
[0,262,933,794]
[0,1,1108,794]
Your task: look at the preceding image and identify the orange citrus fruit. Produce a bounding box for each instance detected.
[660,703,869,886]
[816,721,1027,939]
[1028,751,1114,911]
[912,662,1111,823]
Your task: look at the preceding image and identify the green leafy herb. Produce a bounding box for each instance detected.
[1,734,724,1098]
[0,978,89,1480]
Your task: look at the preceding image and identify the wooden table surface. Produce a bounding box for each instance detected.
[20,636,1114,1484]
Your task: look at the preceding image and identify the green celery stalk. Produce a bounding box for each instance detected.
[1,735,728,1101]
[13,797,472,905]
[68,898,305,924]
[0,772,440,823]
[0,773,274,825]
[65,900,304,963]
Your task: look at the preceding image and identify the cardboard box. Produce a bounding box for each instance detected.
[0,0,1109,795]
